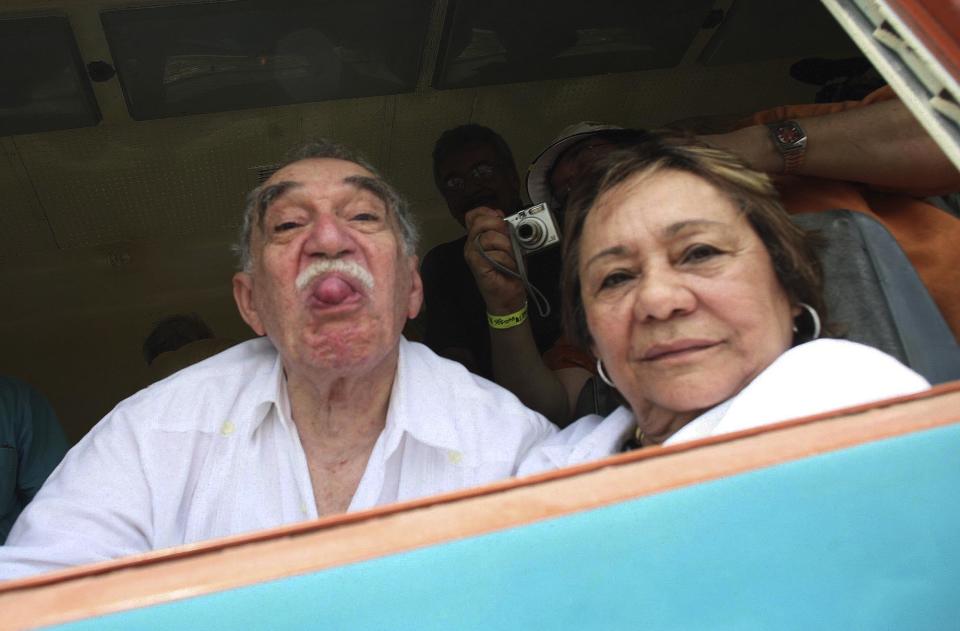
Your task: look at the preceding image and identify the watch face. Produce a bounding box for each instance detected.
[776,124,803,145]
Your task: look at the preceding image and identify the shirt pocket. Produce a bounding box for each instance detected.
[0,446,17,514]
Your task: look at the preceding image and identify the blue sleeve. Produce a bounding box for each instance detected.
[16,383,69,504]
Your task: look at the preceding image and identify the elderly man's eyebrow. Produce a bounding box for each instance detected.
[256,181,302,226]
[343,174,394,209]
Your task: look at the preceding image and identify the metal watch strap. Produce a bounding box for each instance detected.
[766,120,807,174]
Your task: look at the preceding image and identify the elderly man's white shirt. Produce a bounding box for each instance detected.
[1,337,554,579]
[519,339,930,475]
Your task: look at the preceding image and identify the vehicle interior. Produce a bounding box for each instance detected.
[2,0,960,626]
[8,0,946,444]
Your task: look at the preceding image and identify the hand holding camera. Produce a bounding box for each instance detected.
[464,206,527,315]
[464,203,560,317]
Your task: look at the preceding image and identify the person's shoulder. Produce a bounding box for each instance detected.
[399,339,555,436]
[775,339,927,387]
[0,375,41,405]
[109,337,278,434]
[0,376,28,415]
[760,339,930,397]
[400,338,535,411]
[0,374,27,393]
[720,339,929,434]
[0,376,60,431]
[152,336,274,383]
[517,407,634,476]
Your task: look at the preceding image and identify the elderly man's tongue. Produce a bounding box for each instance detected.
[315,276,356,305]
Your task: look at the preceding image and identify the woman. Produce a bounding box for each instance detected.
[519,133,929,474]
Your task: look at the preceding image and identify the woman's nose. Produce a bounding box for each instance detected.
[305,213,353,258]
[631,269,696,321]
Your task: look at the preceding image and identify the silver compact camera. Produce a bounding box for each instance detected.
[503,203,561,254]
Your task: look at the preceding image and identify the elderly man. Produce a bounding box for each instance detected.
[0,140,554,579]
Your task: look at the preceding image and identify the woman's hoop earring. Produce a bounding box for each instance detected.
[793,302,821,340]
[597,358,616,388]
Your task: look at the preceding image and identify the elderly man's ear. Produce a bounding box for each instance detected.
[232,271,267,336]
[406,255,424,320]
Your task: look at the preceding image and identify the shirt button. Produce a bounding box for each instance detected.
[447,450,463,465]
[220,420,235,436]
[299,502,309,516]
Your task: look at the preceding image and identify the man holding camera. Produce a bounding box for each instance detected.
[422,125,564,408]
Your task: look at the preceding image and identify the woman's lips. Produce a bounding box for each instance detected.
[641,339,720,361]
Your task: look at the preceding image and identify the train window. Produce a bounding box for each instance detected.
[0,0,956,583]
[101,0,434,119]
[0,14,101,135]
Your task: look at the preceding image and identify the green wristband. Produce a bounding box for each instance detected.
[487,303,528,330]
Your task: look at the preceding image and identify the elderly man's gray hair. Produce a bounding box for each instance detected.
[234,139,419,271]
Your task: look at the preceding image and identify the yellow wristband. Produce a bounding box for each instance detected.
[487,303,528,330]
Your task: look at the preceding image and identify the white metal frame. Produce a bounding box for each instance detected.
[821,0,960,170]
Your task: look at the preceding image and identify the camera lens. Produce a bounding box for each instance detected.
[516,218,546,249]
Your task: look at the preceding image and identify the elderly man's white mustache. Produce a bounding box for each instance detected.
[295,259,375,293]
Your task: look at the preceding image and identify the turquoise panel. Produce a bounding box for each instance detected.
[49,424,960,630]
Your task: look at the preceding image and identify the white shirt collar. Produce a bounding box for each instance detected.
[382,338,465,454]
[242,341,287,439]
[239,337,465,454]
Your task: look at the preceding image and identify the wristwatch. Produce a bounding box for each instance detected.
[766,120,807,174]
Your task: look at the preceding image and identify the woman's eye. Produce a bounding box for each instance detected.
[682,244,721,263]
[600,271,631,289]
[273,221,301,233]
[351,212,380,222]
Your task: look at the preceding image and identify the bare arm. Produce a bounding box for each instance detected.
[700,98,960,195]
[463,207,581,423]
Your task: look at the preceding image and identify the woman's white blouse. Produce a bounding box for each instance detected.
[518,339,931,475]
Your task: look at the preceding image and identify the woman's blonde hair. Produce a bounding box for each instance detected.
[561,130,826,349]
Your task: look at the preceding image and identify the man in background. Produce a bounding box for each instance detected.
[0,376,67,544]
[142,313,236,382]
[422,124,563,391]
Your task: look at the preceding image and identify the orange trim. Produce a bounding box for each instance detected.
[3,379,959,593]
[2,382,959,630]
[883,0,960,84]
